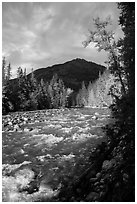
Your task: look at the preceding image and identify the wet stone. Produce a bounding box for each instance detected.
[96,172,102,179]
[100,191,106,197]
[76,188,82,193]
[14,124,20,131]
[102,160,113,170]
[100,179,105,184]
[94,181,100,186]
[86,192,99,201]
[24,128,30,132]
[90,177,97,183]
[95,187,101,192]
[99,185,104,189]
[123,173,129,182]
[8,121,12,126]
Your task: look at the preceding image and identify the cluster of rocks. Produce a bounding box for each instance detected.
[2,109,68,133]
[3,115,29,132]
[2,112,45,132]
[55,134,134,202]
[2,109,108,133]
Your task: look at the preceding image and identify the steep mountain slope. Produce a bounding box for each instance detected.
[27,58,106,91]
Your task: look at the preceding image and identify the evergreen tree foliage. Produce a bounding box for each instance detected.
[92,71,115,106]
[76,81,88,107]
[16,67,30,110]
[2,57,13,114]
[29,68,37,92]
[2,57,6,86]
[2,66,73,113]
[6,63,12,81]
[47,73,68,109]
[2,57,12,84]
[76,71,115,107]
[36,79,50,110]
[87,83,96,107]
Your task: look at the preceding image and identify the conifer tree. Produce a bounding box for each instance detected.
[76,81,88,107]
[6,63,12,81]
[87,85,96,107]
[2,57,8,114]
[48,74,68,108]
[2,57,6,86]
[2,58,13,114]
[36,79,50,109]
[29,68,37,92]
[16,67,30,110]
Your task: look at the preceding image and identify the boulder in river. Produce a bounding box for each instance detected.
[86,192,99,201]
[102,160,113,170]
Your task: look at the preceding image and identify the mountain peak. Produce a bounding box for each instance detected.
[31,58,106,91]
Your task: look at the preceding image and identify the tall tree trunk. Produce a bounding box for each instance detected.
[111,50,126,95]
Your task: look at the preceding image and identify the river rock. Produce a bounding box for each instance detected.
[23,117,28,121]
[23,180,39,194]
[24,128,30,132]
[110,158,116,166]
[14,167,35,190]
[100,191,106,197]
[100,179,105,184]
[19,149,25,154]
[8,121,12,126]
[102,160,113,170]
[94,181,100,186]
[96,172,102,179]
[13,124,20,131]
[76,188,82,193]
[115,182,120,188]
[86,192,99,201]
[90,177,97,183]
[30,128,39,133]
[123,173,129,182]
[92,115,98,120]
[15,165,40,194]
[99,185,104,189]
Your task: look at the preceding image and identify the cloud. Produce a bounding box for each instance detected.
[2,2,122,78]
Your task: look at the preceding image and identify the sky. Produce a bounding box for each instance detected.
[2,2,123,78]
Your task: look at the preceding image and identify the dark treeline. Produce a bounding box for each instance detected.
[2,62,74,114]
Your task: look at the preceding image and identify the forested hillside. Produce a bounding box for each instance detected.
[2,58,107,113]
[27,58,106,91]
